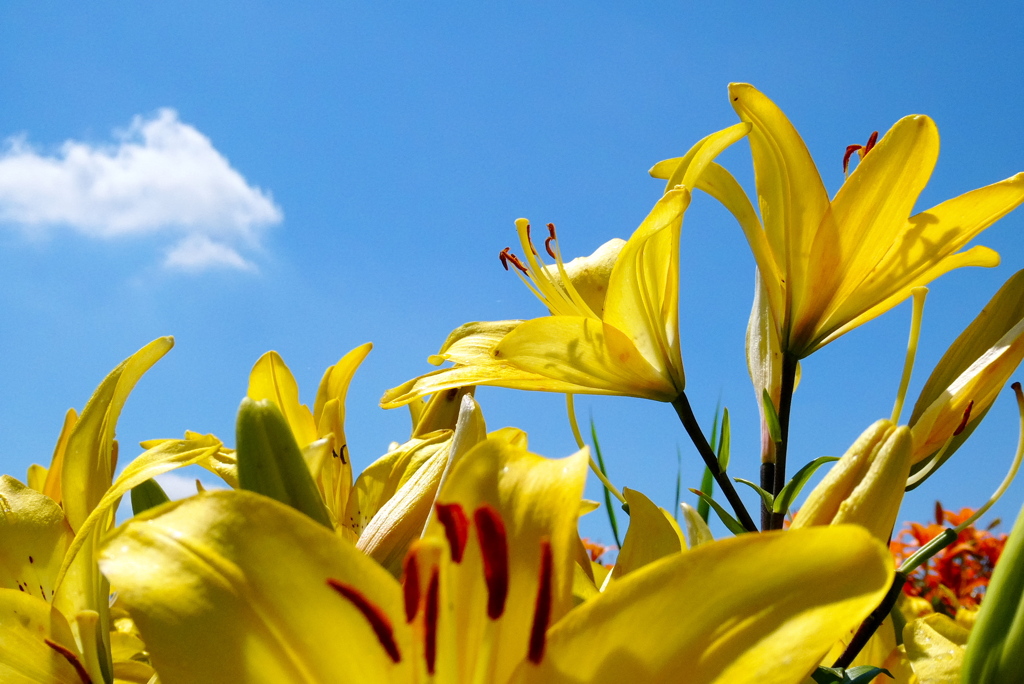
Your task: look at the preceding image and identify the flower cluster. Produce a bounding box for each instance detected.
[3,83,1024,684]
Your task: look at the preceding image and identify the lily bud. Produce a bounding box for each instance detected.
[962,502,1024,682]
[791,420,913,542]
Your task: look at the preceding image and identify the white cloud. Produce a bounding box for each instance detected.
[0,109,282,271]
[153,471,225,500]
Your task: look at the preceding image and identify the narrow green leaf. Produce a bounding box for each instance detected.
[697,466,714,522]
[762,389,782,444]
[236,398,333,529]
[773,456,840,514]
[811,667,844,684]
[688,488,747,536]
[846,666,893,683]
[130,478,170,515]
[590,418,621,547]
[734,478,774,511]
[717,407,732,470]
[698,406,721,522]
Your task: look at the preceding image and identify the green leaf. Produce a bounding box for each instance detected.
[811,665,893,684]
[236,397,333,529]
[590,418,621,547]
[846,666,893,683]
[762,389,782,444]
[688,489,747,536]
[717,407,732,470]
[773,456,840,515]
[130,478,170,515]
[734,478,774,511]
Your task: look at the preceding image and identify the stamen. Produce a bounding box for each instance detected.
[863,130,879,154]
[327,579,402,663]
[544,223,557,259]
[498,247,528,274]
[954,401,974,436]
[402,551,421,623]
[44,639,93,684]
[843,145,862,175]
[935,500,944,525]
[424,568,440,675]
[528,538,554,664]
[435,502,469,563]
[525,223,537,254]
[474,505,509,620]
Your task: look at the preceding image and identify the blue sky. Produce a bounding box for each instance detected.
[1,3,1022,543]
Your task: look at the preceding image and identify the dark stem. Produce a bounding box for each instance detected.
[832,572,907,669]
[672,393,758,533]
[759,463,775,530]
[767,352,799,530]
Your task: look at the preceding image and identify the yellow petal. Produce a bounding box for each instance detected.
[805,115,939,339]
[61,337,173,533]
[356,437,452,575]
[99,491,409,684]
[817,173,1024,348]
[602,189,688,393]
[42,409,77,505]
[729,82,830,346]
[427,320,525,366]
[247,351,318,448]
[609,488,684,580]
[54,436,223,597]
[792,420,892,530]
[0,475,72,603]
[345,432,453,537]
[428,438,590,684]
[544,239,625,317]
[903,614,966,683]
[0,588,90,684]
[680,502,714,547]
[910,269,1024,466]
[516,525,893,684]
[495,316,676,401]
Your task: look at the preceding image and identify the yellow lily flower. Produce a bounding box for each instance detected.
[381,122,751,407]
[654,84,1024,359]
[907,270,1024,483]
[100,432,893,684]
[0,338,224,684]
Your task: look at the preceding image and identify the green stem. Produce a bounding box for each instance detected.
[671,393,757,533]
[767,352,799,530]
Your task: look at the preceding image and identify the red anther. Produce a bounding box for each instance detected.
[435,502,470,563]
[843,145,862,175]
[528,538,554,664]
[424,568,440,675]
[327,579,402,663]
[474,505,509,620]
[953,401,974,436]
[44,639,93,684]
[544,223,558,259]
[864,130,879,154]
[499,247,511,271]
[402,550,421,623]
[525,223,537,255]
[935,500,945,525]
[498,248,529,274]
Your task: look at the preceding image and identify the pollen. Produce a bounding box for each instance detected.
[435,502,470,563]
[327,579,402,663]
[474,505,510,620]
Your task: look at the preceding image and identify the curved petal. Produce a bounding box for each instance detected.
[0,475,72,603]
[0,589,89,684]
[609,488,685,580]
[495,317,675,401]
[427,438,590,684]
[808,115,939,331]
[61,337,174,533]
[247,351,318,448]
[98,491,410,684]
[515,525,893,684]
[729,82,830,342]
